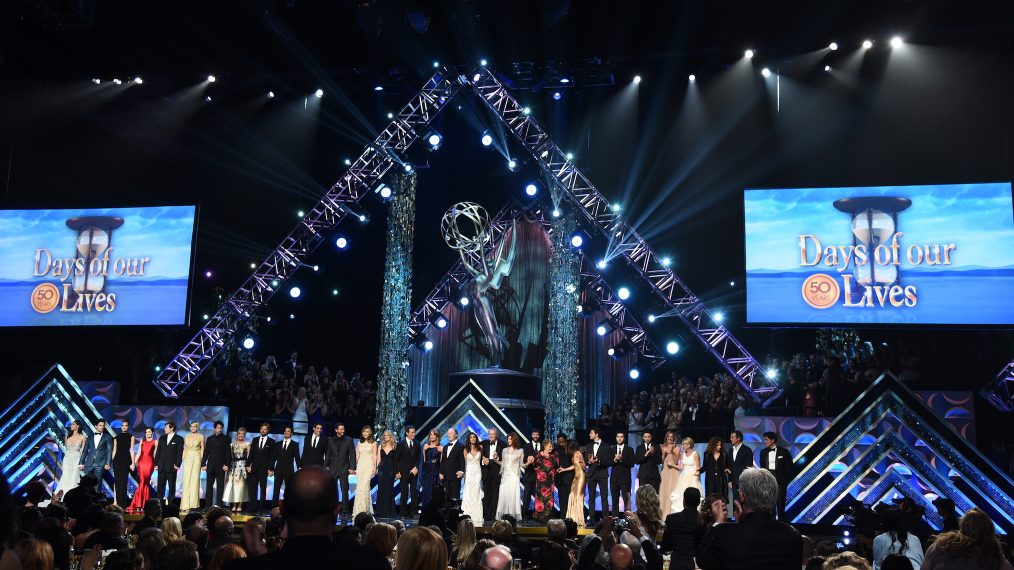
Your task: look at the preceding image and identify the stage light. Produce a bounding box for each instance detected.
[633,75,642,84]
[472,73,481,82]
[202,314,210,320]
[250,262,257,269]
[607,347,615,356]
[378,185,393,199]
[629,368,640,380]
[525,183,538,196]
[862,40,873,49]
[134,77,143,84]
[552,209,561,218]
[271,279,279,287]
[745,49,755,59]
[154,365,162,373]
[552,92,561,100]
[266,316,273,322]
[730,281,735,287]
[374,85,384,91]
[843,538,851,545]
[596,319,614,336]
[829,42,839,51]
[208,75,216,83]
[423,340,434,351]
[426,131,443,149]
[268,91,275,98]
[761,68,772,78]
[890,36,903,48]
[560,78,571,84]
[113,78,122,85]
[404,163,413,173]
[205,270,213,278]
[523,107,531,115]
[610,339,633,359]
[433,61,440,68]
[688,74,696,83]
[597,259,608,270]
[206,96,212,102]
[344,158,352,165]
[315,89,324,98]
[480,58,488,66]
[714,311,725,323]
[617,287,631,300]
[570,235,584,248]
[481,131,493,147]
[387,112,394,119]
[289,286,302,299]
[565,152,574,160]
[610,203,622,213]
[436,317,447,328]
[92,78,101,84]
[648,314,656,323]
[358,214,368,223]
[336,236,349,249]
[297,210,305,218]
[766,368,777,380]
[242,337,256,350]
[311,265,320,272]
[507,158,518,171]
[824,65,832,72]
[661,257,671,267]
[843,531,850,537]
[459,296,470,306]
[289,313,295,320]
[331,288,339,296]
[666,341,680,355]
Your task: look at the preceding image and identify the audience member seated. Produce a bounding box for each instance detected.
[14,539,54,570]
[136,528,167,569]
[62,475,99,521]
[498,515,533,566]
[539,541,574,570]
[872,509,923,570]
[153,541,200,570]
[185,525,211,568]
[824,551,871,570]
[450,518,477,568]
[161,518,183,543]
[104,549,145,570]
[661,488,702,569]
[82,512,128,550]
[395,526,448,570]
[880,554,914,570]
[576,515,662,570]
[462,539,496,570]
[363,522,397,562]
[207,516,236,554]
[132,499,162,535]
[208,544,246,570]
[921,508,1013,570]
[480,545,513,570]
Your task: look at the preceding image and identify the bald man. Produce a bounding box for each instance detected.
[480,545,513,570]
[576,515,662,570]
[609,544,634,570]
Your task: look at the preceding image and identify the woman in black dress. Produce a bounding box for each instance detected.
[112,421,136,508]
[702,436,729,497]
[375,429,398,517]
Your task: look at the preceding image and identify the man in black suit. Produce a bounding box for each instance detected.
[396,426,420,517]
[247,423,275,513]
[727,430,753,511]
[634,430,661,493]
[758,432,791,520]
[481,427,505,522]
[203,421,231,507]
[438,428,465,502]
[696,468,802,569]
[302,423,327,467]
[325,423,355,514]
[154,422,184,506]
[661,487,702,570]
[609,432,634,516]
[585,428,611,522]
[554,433,573,517]
[273,426,301,505]
[521,428,544,519]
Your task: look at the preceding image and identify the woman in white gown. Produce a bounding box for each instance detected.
[56,420,85,498]
[670,437,703,513]
[494,433,524,520]
[352,425,378,517]
[461,432,484,523]
[292,387,309,435]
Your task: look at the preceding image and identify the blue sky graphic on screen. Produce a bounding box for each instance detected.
[744,183,1014,325]
[0,206,197,326]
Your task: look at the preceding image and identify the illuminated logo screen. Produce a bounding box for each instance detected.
[743,183,1014,325]
[0,206,198,327]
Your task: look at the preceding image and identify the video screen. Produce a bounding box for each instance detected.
[0,205,198,327]
[744,183,1014,325]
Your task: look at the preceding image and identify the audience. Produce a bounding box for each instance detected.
[661,488,702,569]
[463,539,496,570]
[161,518,183,543]
[824,550,872,570]
[921,508,1013,570]
[104,549,144,570]
[132,499,162,535]
[363,522,397,561]
[208,544,246,570]
[395,527,448,570]
[450,518,477,568]
[137,528,167,569]
[880,554,914,570]
[13,539,53,570]
[153,541,199,570]
[872,509,923,570]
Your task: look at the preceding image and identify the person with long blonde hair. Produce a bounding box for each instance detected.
[352,426,378,517]
[395,526,448,570]
[659,430,681,516]
[566,443,587,527]
[922,508,1012,570]
[450,517,477,568]
[14,539,54,570]
[161,517,183,542]
[671,437,702,513]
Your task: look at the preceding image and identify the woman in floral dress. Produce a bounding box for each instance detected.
[532,441,559,522]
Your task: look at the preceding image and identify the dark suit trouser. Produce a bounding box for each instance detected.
[482,472,500,521]
[587,475,609,518]
[114,465,129,506]
[336,474,351,511]
[205,467,226,506]
[556,478,572,517]
[272,470,293,503]
[764,469,787,519]
[522,475,537,517]
[84,466,105,494]
[445,475,461,502]
[247,470,269,510]
[639,479,659,495]
[610,476,631,515]
[156,468,177,504]
[400,473,419,516]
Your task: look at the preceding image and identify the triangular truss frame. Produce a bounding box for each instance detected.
[153,66,780,404]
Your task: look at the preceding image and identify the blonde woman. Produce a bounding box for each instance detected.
[352,426,378,517]
[658,431,681,516]
[180,421,205,511]
[161,517,183,542]
[670,437,702,513]
[565,443,587,527]
[450,517,477,568]
[376,430,398,517]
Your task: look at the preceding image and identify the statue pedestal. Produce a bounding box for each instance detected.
[443,368,544,435]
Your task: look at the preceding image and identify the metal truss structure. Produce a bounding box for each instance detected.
[155,65,776,403]
[981,359,1014,412]
[580,262,666,370]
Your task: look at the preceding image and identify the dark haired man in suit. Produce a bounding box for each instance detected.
[154,422,184,506]
[634,430,662,493]
[273,426,301,505]
[247,423,275,513]
[759,432,791,520]
[608,432,635,516]
[397,426,421,517]
[203,420,231,507]
[585,428,611,522]
[325,423,355,514]
[727,430,753,514]
[302,423,327,467]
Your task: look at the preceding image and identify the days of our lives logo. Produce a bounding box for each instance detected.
[798,196,956,310]
[29,216,151,314]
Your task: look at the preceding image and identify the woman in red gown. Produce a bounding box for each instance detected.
[129,427,158,512]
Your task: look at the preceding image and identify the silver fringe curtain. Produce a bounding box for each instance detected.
[543,213,581,438]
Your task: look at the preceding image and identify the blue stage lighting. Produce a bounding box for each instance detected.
[481,131,493,147]
[761,68,772,78]
[423,340,434,351]
[507,159,518,171]
[597,259,608,270]
[596,324,608,336]
[374,85,384,91]
[617,287,631,300]
[523,107,531,115]
[315,88,324,98]
[358,214,368,223]
[289,313,295,320]
[433,61,440,68]
[570,235,584,248]
[730,281,735,287]
[714,311,725,323]
[552,92,561,101]
[459,296,470,307]
[629,368,640,380]
[289,286,302,299]
[565,152,574,160]
[242,337,256,350]
[647,314,656,323]
[336,236,349,249]
[344,158,352,165]
[552,209,561,218]
[427,132,443,149]
[766,368,778,380]
[380,185,393,199]
[436,317,447,329]
[404,163,413,172]
[480,59,488,66]
[525,183,538,197]
[666,341,680,355]
[661,257,671,267]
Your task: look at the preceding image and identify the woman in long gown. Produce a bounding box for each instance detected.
[223,427,250,514]
[292,387,309,435]
[670,437,703,513]
[533,441,559,523]
[376,430,398,517]
[565,444,586,527]
[352,425,378,517]
[56,420,85,499]
[658,431,681,516]
[129,427,157,513]
[702,436,730,498]
[419,430,442,506]
[180,421,205,511]
[461,433,484,523]
[494,433,524,520]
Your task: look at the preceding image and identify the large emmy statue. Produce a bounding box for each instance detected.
[441,202,517,367]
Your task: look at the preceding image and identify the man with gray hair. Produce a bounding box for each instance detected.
[696,468,801,569]
[480,544,514,570]
[546,519,567,544]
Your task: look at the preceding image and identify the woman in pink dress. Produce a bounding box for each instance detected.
[129,427,158,513]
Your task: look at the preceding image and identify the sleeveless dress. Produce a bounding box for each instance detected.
[376,446,397,517]
[671,450,703,513]
[56,437,85,495]
[658,445,681,516]
[566,451,586,527]
[495,447,523,519]
[292,398,309,434]
[223,441,250,504]
[461,450,484,523]
[180,435,203,511]
[352,441,376,516]
[129,439,157,511]
[419,446,441,505]
[533,452,559,522]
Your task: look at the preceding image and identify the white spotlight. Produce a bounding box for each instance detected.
[647,314,656,323]
[523,107,531,115]
[207,75,216,83]
[427,133,442,148]
[507,158,517,171]
[387,112,394,119]
[134,77,143,84]
[661,257,671,267]
[714,311,725,323]
[761,68,772,78]
[745,49,755,59]
[268,91,276,98]
[378,185,393,199]
[480,58,488,66]
[570,235,583,248]
[766,368,778,380]
[113,78,122,85]
[423,340,434,351]
[666,341,680,355]
[343,158,351,165]
[551,209,561,218]
[435,317,448,329]
[633,75,642,84]
[459,296,470,306]
[890,36,903,48]
[91,78,101,85]
[481,132,493,147]
[730,281,735,287]
[206,96,212,102]
[315,88,324,98]
[617,287,631,300]
[358,214,367,223]
[824,65,832,72]
[565,152,574,160]
[374,85,384,91]
[829,42,839,51]
[597,259,608,270]
[596,324,608,336]
[688,74,696,83]
[629,369,640,380]
[525,183,538,196]
[289,286,302,299]
[242,337,256,350]
[403,163,413,173]
[610,203,622,213]
[862,40,873,49]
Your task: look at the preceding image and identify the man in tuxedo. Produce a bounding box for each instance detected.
[79,420,114,495]
[438,428,465,502]
[634,430,661,493]
[202,421,231,507]
[759,432,791,520]
[302,423,327,467]
[325,423,355,514]
[585,428,611,522]
[481,428,505,521]
[396,426,420,517]
[661,487,703,570]
[554,433,573,517]
[521,429,543,519]
[609,432,634,516]
[154,422,184,505]
[273,426,301,504]
[727,430,753,510]
[247,423,276,513]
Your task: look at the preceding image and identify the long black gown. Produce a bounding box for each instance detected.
[376,446,398,517]
[703,449,730,496]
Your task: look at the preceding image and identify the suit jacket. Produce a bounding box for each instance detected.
[273,438,301,474]
[154,433,184,470]
[661,508,699,558]
[586,440,612,481]
[438,441,464,480]
[396,439,421,477]
[759,446,792,483]
[521,441,544,482]
[481,439,505,480]
[555,445,575,485]
[203,433,232,471]
[696,511,802,570]
[325,436,354,478]
[634,442,662,486]
[80,432,114,469]
[248,435,276,473]
[608,444,634,485]
[728,444,753,487]
[302,434,327,467]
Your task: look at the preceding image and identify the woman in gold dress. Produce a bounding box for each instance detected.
[565,443,587,527]
[180,421,205,511]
